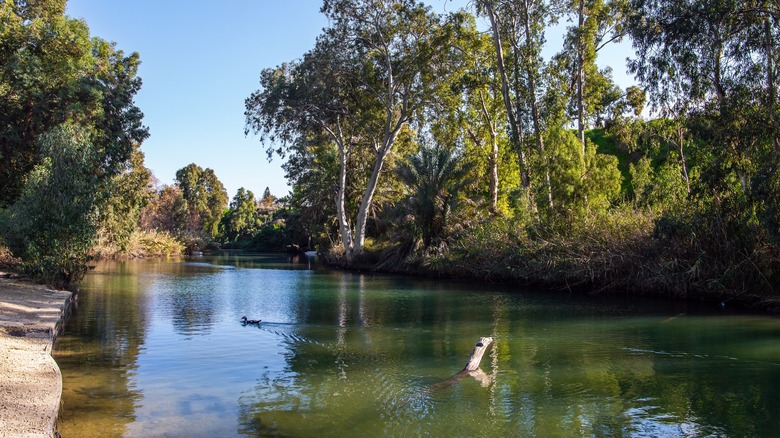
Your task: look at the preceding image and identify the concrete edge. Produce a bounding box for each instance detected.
[0,278,74,438]
[48,291,74,437]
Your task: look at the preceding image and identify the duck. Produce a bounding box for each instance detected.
[241,316,261,324]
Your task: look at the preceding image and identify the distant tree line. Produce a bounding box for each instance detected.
[137,165,293,254]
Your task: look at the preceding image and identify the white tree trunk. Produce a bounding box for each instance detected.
[577,0,586,156]
[335,146,353,257]
[353,134,398,255]
[481,0,531,191]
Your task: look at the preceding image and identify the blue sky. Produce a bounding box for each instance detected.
[65,0,635,200]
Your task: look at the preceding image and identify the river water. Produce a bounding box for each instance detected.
[54,254,780,437]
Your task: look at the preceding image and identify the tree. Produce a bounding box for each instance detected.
[2,124,100,287]
[475,0,558,211]
[138,185,189,235]
[625,0,780,293]
[441,10,523,216]
[629,155,688,211]
[174,164,228,239]
[246,0,463,261]
[0,0,148,282]
[260,187,274,206]
[0,0,148,206]
[475,0,534,204]
[95,145,153,252]
[564,0,629,151]
[279,137,343,248]
[395,143,474,248]
[627,0,779,226]
[219,187,260,242]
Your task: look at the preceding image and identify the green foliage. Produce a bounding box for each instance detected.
[449,12,520,215]
[137,166,228,254]
[545,126,622,219]
[628,157,652,200]
[621,0,780,295]
[444,207,656,287]
[174,163,228,239]
[555,0,631,127]
[232,0,780,300]
[126,230,184,258]
[625,86,646,116]
[0,0,148,284]
[279,138,339,245]
[630,156,689,212]
[219,187,262,243]
[94,146,152,254]
[394,143,475,248]
[1,124,100,287]
[649,195,780,297]
[247,0,480,259]
[248,222,289,252]
[0,0,148,207]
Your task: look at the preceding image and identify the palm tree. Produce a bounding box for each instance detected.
[395,144,474,248]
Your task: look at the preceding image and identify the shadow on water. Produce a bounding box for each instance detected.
[55,254,780,437]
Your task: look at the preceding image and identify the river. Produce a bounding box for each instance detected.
[54,254,780,437]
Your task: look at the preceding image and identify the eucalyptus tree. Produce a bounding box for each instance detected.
[246,0,465,260]
[475,0,557,211]
[464,90,512,215]
[627,0,779,195]
[628,0,780,271]
[562,0,628,151]
[455,24,512,214]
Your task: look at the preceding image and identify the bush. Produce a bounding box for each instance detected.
[247,222,289,252]
[0,241,20,270]
[128,230,185,257]
[444,208,656,288]
[175,231,212,254]
[2,125,101,288]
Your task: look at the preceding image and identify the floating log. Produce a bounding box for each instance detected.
[428,336,494,391]
[463,336,493,371]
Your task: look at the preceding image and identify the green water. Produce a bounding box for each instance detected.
[54,254,780,437]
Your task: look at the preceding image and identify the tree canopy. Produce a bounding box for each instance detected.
[0,0,148,207]
[0,0,150,283]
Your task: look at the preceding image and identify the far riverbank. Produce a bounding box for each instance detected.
[322,244,780,315]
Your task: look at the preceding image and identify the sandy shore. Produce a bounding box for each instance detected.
[0,276,72,438]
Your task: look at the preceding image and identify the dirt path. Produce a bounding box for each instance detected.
[0,276,72,438]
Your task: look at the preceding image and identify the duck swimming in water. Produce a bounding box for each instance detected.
[241,316,261,324]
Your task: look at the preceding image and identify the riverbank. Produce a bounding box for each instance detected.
[0,275,72,438]
[325,237,780,315]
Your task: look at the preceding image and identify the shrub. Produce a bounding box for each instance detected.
[2,125,101,288]
[128,230,185,257]
[248,222,289,252]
